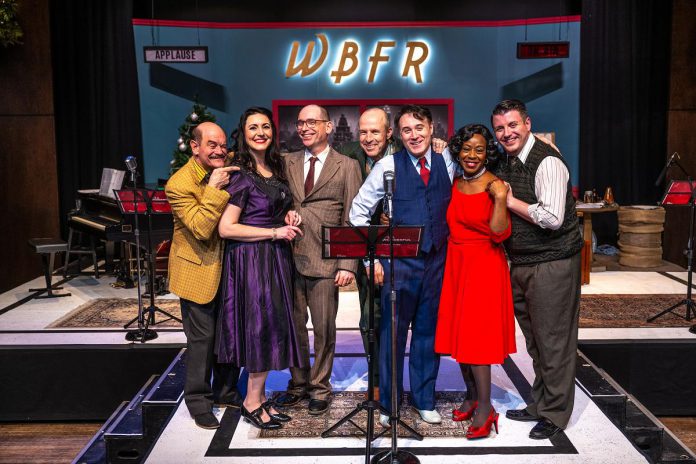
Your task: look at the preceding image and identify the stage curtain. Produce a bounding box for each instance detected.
[50,0,143,235]
[579,0,672,244]
[579,0,671,205]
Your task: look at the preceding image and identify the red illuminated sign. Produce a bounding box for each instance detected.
[517,42,569,59]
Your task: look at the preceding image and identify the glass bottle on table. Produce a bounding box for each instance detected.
[603,186,614,205]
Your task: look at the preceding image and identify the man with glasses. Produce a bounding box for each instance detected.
[275,105,362,415]
[165,122,241,429]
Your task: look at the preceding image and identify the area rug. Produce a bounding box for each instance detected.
[47,298,182,328]
[47,295,692,329]
[579,294,691,328]
[260,391,470,438]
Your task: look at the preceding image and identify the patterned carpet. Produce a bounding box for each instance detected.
[578,294,691,328]
[46,295,693,329]
[47,298,182,328]
[260,391,471,438]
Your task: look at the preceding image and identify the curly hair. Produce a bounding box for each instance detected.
[448,123,500,172]
[228,107,287,182]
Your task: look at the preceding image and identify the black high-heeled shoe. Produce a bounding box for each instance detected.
[262,400,291,422]
[241,405,282,430]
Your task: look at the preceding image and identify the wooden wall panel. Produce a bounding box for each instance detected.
[0,0,59,293]
[664,0,696,268]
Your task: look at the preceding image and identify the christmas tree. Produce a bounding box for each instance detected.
[170,99,217,175]
[0,0,23,47]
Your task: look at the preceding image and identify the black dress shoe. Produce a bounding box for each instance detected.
[193,412,220,429]
[505,408,539,422]
[529,419,562,439]
[308,399,329,415]
[241,405,282,430]
[274,392,309,408]
[263,401,291,422]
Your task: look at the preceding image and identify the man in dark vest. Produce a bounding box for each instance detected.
[349,105,456,426]
[492,99,583,440]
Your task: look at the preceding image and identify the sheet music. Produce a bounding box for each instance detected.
[99,168,125,198]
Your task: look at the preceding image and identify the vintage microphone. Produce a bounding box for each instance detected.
[125,155,138,186]
[383,170,395,218]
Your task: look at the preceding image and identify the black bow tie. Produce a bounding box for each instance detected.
[202,173,211,184]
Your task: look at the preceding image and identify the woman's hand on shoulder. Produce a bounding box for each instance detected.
[486,177,509,201]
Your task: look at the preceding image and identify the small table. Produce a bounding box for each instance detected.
[576,204,619,284]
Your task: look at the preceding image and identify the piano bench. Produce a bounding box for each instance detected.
[28,238,71,298]
[64,227,101,279]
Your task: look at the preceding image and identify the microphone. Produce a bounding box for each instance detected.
[125,155,138,185]
[383,170,395,197]
[383,170,395,220]
[125,155,138,173]
[655,152,679,187]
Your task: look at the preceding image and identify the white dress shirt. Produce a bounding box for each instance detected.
[304,145,331,185]
[514,135,570,230]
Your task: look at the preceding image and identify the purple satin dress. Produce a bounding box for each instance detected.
[215,170,305,373]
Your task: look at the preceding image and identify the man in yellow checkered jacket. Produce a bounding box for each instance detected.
[166,122,241,429]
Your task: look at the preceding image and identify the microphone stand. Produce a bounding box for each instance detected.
[124,167,157,342]
[372,191,420,464]
[647,157,696,329]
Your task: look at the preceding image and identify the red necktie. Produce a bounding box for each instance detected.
[418,157,430,186]
[304,156,318,196]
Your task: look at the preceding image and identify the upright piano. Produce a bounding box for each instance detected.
[68,191,173,274]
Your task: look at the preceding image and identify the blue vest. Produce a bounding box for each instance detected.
[392,149,451,253]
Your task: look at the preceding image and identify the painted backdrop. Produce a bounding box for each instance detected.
[133,18,580,184]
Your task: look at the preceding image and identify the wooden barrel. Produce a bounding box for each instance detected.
[617,205,665,268]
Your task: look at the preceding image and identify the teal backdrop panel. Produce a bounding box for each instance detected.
[133,20,580,185]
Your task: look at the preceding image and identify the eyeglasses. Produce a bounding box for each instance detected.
[295,119,329,130]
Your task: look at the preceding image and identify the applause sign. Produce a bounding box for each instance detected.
[143,46,208,63]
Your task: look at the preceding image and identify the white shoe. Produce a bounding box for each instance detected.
[417,409,442,424]
[379,413,391,427]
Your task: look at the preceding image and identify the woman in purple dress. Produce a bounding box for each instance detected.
[217,107,305,430]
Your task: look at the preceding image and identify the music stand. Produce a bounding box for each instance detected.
[647,179,696,329]
[115,189,181,343]
[319,224,423,464]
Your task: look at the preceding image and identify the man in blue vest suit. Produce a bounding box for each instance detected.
[349,104,457,426]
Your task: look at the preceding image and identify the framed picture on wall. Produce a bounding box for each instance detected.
[273,99,454,153]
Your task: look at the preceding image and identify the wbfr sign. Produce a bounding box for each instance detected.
[285,34,430,85]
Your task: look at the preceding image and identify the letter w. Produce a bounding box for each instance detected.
[285,34,328,78]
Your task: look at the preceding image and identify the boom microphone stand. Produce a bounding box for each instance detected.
[372,171,421,464]
[121,157,157,342]
[647,154,696,329]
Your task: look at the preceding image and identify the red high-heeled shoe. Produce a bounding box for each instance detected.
[452,401,478,422]
[465,407,499,439]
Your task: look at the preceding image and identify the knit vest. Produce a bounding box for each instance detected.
[392,149,451,253]
[495,137,583,265]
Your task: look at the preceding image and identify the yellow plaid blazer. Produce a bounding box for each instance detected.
[165,158,230,304]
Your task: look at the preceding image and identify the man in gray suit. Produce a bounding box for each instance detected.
[275,104,363,415]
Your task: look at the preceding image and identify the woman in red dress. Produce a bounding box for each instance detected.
[434,123,516,439]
